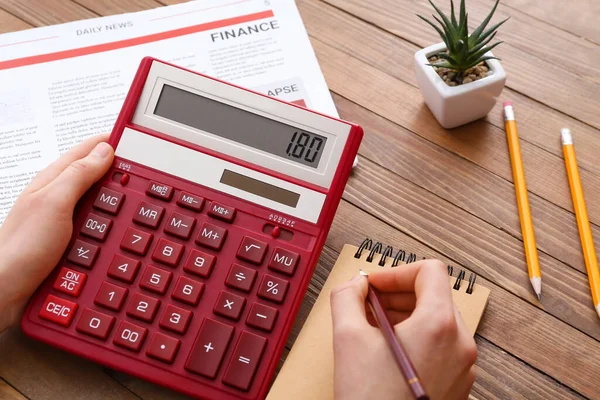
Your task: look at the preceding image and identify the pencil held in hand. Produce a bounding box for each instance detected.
[360,270,429,400]
[561,129,600,318]
[503,101,542,300]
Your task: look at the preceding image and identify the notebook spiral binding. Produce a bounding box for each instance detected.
[354,238,477,294]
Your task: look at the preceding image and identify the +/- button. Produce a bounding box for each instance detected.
[66,239,99,269]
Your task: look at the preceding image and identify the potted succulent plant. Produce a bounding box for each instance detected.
[414,0,508,129]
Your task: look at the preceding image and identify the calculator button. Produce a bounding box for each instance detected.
[146,181,174,201]
[120,228,153,256]
[214,290,246,321]
[208,201,236,222]
[146,332,180,363]
[246,303,278,332]
[113,321,147,352]
[140,265,173,294]
[159,304,193,334]
[268,247,300,276]
[222,331,267,391]
[66,239,99,268]
[172,276,205,306]
[177,191,204,212]
[152,238,184,267]
[81,213,112,241]
[164,211,196,239]
[93,187,125,215]
[133,201,165,229]
[225,264,257,293]
[94,281,128,311]
[257,274,289,304]
[107,253,141,283]
[237,237,268,265]
[195,222,227,250]
[76,308,115,340]
[185,318,234,379]
[183,249,216,278]
[127,292,160,322]
[53,267,87,297]
[39,294,78,327]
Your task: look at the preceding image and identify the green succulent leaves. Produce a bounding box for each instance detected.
[418,0,508,73]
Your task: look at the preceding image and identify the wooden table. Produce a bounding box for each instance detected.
[1,0,600,399]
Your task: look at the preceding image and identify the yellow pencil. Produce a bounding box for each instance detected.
[561,128,600,319]
[503,101,542,300]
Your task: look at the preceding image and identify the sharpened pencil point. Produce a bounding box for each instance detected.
[530,277,542,301]
[596,305,600,320]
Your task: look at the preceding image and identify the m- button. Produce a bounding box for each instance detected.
[208,201,236,223]
[237,237,268,265]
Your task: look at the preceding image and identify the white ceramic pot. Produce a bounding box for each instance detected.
[414,42,506,129]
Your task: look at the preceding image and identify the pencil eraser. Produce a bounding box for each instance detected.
[503,100,513,108]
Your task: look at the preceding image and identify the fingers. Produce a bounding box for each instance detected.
[331,274,370,335]
[377,292,416,311]
[27,134,110,192]
[42,142,114,211]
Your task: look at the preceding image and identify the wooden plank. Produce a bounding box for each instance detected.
[323,201,600,398]
[345,155,600,340]
[334,92,599,277]
[500,0,600,45]
[0,8,32,33]
[301,30,600,238]
[0,379,27,400]
[324,0,600,131]
[0,0,97,25]
[297,0,600,180]
[288,245,584,399]
[72,0,162,14]
[0,328,139,400]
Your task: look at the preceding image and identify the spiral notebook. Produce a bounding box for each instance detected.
[267,240,490,400]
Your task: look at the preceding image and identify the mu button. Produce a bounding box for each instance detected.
[237,237,268,265]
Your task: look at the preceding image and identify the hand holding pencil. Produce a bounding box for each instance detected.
[330,260,477,400]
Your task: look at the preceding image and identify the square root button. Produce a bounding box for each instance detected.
[237,237,268,265]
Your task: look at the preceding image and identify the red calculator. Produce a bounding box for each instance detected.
[21,57,362,400]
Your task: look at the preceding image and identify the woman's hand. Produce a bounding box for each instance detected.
[331,260,477,400]
[0,135,114,333]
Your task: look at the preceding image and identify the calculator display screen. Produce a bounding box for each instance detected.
[220,169,300,207]
[154,84,328,168]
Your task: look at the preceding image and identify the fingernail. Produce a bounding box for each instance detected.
[91,142,112,158]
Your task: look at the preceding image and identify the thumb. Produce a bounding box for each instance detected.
[330,274,370,335]
[45,142,114,210]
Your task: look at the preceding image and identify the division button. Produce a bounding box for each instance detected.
[185,318,234,379]
[225,264,257,293]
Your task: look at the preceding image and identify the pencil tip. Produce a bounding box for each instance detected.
[530,277,542,301]
[596,305,600,320]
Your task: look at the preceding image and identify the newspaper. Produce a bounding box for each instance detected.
[0,0,338,224]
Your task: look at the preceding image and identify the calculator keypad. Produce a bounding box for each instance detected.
[43,178,310,396]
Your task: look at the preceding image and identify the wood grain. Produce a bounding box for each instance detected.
[298,0,600,180]
[0,8,31,33]
[325,0,600,130]
[323,201,600,398]
[0,0,97,25]
[0,379,27,400]
[0,329,139,400]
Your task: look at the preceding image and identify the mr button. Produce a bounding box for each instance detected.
[39,294,78,327]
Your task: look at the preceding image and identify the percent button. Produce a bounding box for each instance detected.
[257,274,289,304]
